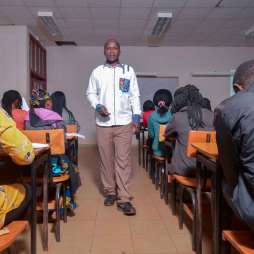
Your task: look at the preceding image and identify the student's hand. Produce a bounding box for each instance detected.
[96,104,110,117]
[133,123,140,134]
[132,114,140,134]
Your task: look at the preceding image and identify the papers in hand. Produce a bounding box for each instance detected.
[66,133,85,139]
[32,143,50,149]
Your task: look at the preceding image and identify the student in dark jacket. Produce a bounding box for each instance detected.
[165,85,214,176]
[214,59,254,232]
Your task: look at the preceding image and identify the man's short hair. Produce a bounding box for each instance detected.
[233,60,254,89]
[104,39,120,50]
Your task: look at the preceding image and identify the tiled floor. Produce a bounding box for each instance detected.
[18,146,196,254]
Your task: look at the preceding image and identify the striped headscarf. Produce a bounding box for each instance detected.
[30,88,50,108]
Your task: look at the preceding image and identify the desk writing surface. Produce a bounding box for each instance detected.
[0,147,49,158]
[191,142,218,159]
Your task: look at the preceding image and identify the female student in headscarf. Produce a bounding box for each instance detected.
[148,89,172,157]
[25,88,63,129]
[165,85,214,176]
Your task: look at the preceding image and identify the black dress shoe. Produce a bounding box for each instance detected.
[104,195,116,206]
[117,202,136,216]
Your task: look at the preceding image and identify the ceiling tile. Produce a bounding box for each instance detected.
[0,6,32,18]
[0,0,24,6]
[185,0,220,7]
[208,7,243,19]
[94,28,119,36]
[90,8,120,19]
[195,19,227,33]
[62,27,93,37]
[87,0,121,8]
[59,7,90,19]
[120,19,146,29]
[0,15,12,24]
[121,0,153,8]
[55,0,87,7]
[23,0,57,7]
[178,7,212,19]
[239,8,254,19]
[222,19,254,30]
[153,0,187,8]
[120,7,151,20]
[62,18,92,29]
[218,0,250,7]
[93,19,118,29]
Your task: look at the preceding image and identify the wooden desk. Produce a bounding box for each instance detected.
[191,142,221,254]
[0,147,50,254]
[191,142,218,160]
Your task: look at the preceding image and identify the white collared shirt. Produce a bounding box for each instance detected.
[86,64,141,127]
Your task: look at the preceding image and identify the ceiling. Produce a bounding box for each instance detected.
[0,0,254,46]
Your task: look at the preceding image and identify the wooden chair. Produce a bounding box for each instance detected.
[222,230,254,254]
[66,124,79,165]
[22,129,69,247]
[0,221,28,253]
[150,124,168,198]
[173,130,216,250]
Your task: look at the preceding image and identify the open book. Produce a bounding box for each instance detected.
[32,143,50,149]
[66,133,85,139]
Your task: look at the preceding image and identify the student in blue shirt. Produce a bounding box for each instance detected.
[148,89,172,157]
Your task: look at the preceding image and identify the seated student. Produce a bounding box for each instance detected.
[214,60,254,233]
[26,88,81,211]
[0,107,34,229]
[25,89,63,129]
[142,100,155,128]
[148,89,172,157]
[202,97,212,111]
[1,90,28,130]
[51,91,79,127]
[165,85,214,176]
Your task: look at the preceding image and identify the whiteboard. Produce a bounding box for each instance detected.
[137,77,178,107]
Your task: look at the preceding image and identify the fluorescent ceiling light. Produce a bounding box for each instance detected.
[245,24,254,38]
[150,12,173,37]
[38,11,62,37]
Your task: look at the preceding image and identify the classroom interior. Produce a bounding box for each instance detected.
[1,0,254,253]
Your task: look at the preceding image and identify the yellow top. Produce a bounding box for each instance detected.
[0,108,34,165]
[0,108,35,228]
[0,184,25,229]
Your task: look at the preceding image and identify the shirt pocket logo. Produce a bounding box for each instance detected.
[119,78,130,93]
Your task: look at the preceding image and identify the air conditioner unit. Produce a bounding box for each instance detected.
[245,24,254,38]
[37,11,62,38]
[150,12,173,37]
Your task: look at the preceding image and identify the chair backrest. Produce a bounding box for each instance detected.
[22,129,65,155]
[187,130,216,157]
[159,124,167,142]
[66,124,78,133]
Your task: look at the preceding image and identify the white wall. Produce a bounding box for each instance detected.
[46,46,254,144]
[0,26,29,100]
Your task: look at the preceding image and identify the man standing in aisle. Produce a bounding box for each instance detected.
[86,39,141,215]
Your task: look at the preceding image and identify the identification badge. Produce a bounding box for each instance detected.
[119,78,130,93]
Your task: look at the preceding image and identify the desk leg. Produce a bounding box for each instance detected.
[138,132,141,166]
[31,163,37,254]
[212,164,222,254]
[196,159,202,254]
[42,159,49,251]
[142,130,145,168]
